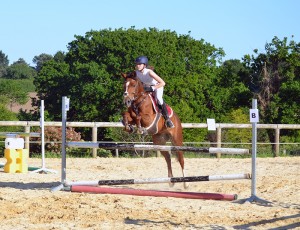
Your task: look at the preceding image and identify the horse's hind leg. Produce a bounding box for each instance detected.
[152,134,175,187]
[175,150,188,189]
[160,151,173,177]
[170,122,189,188]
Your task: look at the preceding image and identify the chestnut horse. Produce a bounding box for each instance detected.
[121,71,187,188]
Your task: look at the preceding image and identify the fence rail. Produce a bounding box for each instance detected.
[0,121,299,157]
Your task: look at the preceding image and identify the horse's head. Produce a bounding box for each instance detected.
[121,72,145,107]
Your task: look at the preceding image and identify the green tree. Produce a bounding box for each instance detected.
[34,27,223,141]
[4,58,37,79]
[0,104,21,151]
[33,60,70,119]
[0,104,19,133]
[0,50,9,78]
[0,79,28,111]
[243,36,300,147]
[212,59,252,121]
[53,51,66,62]
[33,53,53,72]
[243,36,300,124]
[222,108,252,147]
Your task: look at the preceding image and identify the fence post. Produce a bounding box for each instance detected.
[92,125,97,157]
[156,151,161,157]
[24,125,30,151]
[216,126,222,158]
[275,126,280,157]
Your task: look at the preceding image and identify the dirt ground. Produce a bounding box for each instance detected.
[0,156,299,230]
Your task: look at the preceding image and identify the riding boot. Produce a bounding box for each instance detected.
[161,103,175,128]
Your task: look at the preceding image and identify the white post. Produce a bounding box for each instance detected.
[51,97,69,191]
[41,100,45,168]
[251,99,258,196]
[32,100,57,174]
[242,99,271,204]
[61,96,69,183]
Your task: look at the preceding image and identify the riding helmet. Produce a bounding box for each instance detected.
[135,56,148,66]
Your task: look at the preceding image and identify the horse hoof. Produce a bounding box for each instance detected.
[135,127,148,136]
[129,126,134,133]
[183,182,189,189]
[168,182,175,187]
[137,128,145,135]
[124,125,135,133]
[124,127,131,133]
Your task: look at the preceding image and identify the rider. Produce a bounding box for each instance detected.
[135,56,175,128]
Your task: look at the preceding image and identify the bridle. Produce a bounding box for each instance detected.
[123,77,148,113]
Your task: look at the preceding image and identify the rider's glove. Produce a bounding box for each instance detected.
[144,86,155,92]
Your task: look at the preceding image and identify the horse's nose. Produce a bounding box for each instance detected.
[124,97,131,107]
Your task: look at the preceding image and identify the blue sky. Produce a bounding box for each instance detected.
[1,0,299,65]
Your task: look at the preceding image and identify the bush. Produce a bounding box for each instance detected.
[30,126,81,154]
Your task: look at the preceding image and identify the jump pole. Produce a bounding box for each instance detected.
[67,142,249,155]
[65,173,251,186]
[70,186,238,201]
[0,132,40,138]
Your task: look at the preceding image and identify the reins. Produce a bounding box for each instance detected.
[132,81,149,113]
[126,77,149,114]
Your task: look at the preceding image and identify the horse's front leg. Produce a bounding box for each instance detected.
[136,115,143,134]
[122,111,134,133]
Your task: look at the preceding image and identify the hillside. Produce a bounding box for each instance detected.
[8,92,38,113]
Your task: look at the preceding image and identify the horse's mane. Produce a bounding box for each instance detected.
[126,72,138,80]
[125,72,145,92]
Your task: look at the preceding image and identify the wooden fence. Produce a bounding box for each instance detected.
[0,121,299,157]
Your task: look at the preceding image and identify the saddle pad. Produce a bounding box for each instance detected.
[149,94,173,117]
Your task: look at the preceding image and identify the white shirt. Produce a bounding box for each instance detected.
[135,68,158,86]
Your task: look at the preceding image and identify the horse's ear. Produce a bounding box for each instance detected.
[121,73,126,79]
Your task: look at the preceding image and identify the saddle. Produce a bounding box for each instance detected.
[123,93,174,135]
[149,94,173,117]
[143,94,173,135]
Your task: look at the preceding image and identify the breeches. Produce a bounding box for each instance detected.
[154,87,164,105]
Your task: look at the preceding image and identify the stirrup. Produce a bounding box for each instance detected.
[165,119,175,128]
